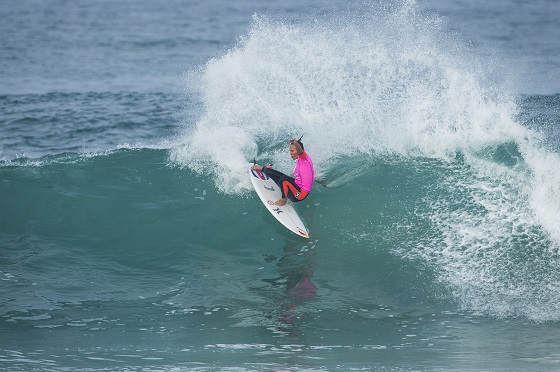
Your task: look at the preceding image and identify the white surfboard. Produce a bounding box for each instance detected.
[249,164,309,238]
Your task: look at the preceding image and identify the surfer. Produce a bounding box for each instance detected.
[252,137,314,206]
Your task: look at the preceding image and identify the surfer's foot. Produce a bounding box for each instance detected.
[251,164,263,171]
[275,198,287,206]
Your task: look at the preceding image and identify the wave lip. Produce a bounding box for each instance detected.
[171,2,528,192]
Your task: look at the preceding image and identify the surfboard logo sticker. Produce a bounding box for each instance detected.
[267,200,275,205]
[297,228,309,237]
[264,185,275,192]
[251,169,269,180]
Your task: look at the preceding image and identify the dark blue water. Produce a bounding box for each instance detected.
[2,0,560,370]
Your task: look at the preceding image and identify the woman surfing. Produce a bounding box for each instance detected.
[251,137,315,206]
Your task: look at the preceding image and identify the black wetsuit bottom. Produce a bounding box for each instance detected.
[262,167,308,202]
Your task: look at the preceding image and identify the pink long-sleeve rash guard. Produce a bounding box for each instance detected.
[293,152,314,192]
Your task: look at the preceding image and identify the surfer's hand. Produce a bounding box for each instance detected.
[251,164,262,171]
[275,198,287,206]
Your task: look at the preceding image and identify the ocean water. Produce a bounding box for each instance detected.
[2,0,560,370]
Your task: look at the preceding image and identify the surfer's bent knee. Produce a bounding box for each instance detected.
[281,179,309,202]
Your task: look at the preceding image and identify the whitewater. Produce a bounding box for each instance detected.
[2,0,560,370]
[170,3,560,319]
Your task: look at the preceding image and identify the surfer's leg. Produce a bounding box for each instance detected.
[262,167,308,203]
[281,178,309,202]
[279,176,306,202]
[262,167,285,187]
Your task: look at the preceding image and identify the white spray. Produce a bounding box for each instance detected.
[171,1,560,319]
